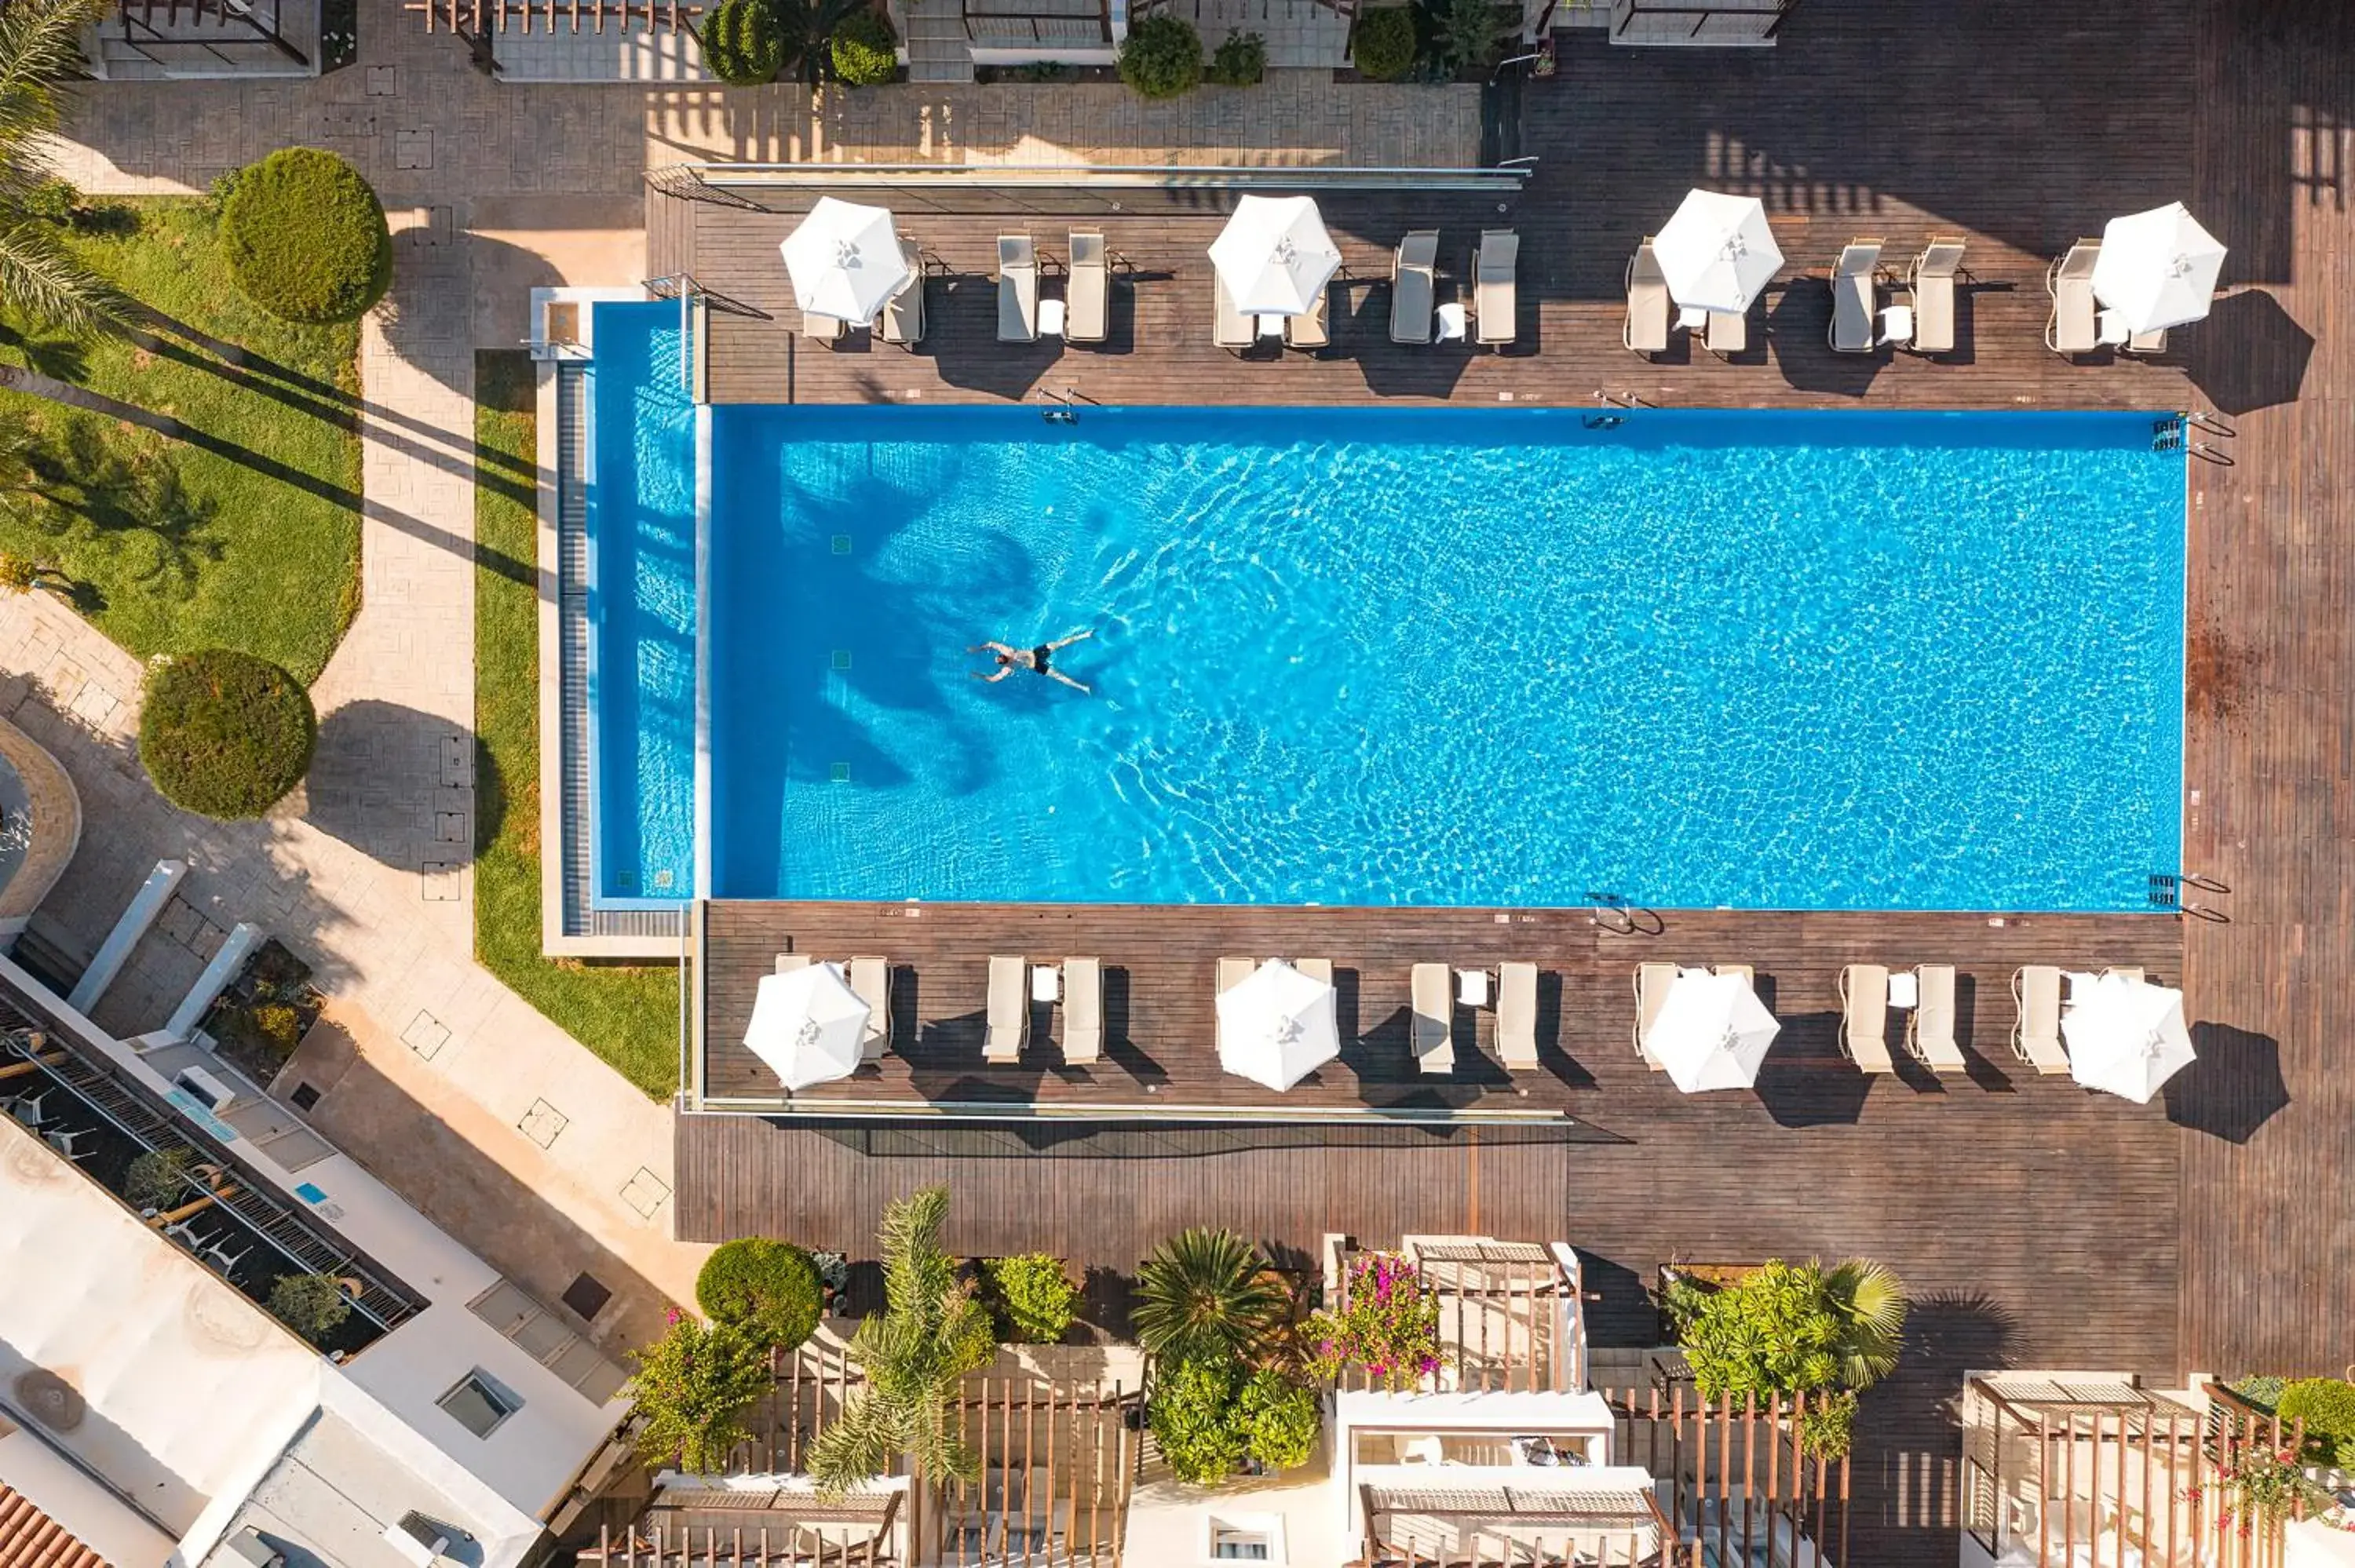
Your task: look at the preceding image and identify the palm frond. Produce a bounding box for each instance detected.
[0,217,133,335]
[1823,1258,1908,1390]
[1133,1227,1287,1366]
[0,0,104,185]
[807,1390,907,1497]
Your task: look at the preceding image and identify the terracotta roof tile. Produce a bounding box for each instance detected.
[0,1483,112,1568]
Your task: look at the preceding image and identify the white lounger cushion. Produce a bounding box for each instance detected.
[1411,962,1453,1073]
[848,956,889,1059]
[2013,965,2069,1072]
[1840,963,1895,1073]
[1909,964,1964,1073]
[984,954,1026,1062]
[1498,961,1539,1070]
[1063,957,1102,1063]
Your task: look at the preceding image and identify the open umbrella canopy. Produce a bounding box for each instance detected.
[1652,189,1784,313]
[1208,195,1343,316]
[1644,968,1780,1094]
[779,197,911,323]
[743,961,871,1092]
[2091,202,2226,334]
[2061,972,2196,1104]
[1215,959,1340,1092]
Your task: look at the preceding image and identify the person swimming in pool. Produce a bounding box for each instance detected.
[971,629,1094,693]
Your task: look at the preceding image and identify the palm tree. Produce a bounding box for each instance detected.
[777,0,871,83]
[806,1187,998,1496]
[1131,1227,1289,1367]
[1820,1258,1908,1391]
[0,0,135,335]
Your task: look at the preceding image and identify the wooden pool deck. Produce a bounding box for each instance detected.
[652,0,2355,1557]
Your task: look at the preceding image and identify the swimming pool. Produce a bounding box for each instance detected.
[586,301,2185,913]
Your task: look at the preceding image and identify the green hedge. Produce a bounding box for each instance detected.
[984,1253,1078,1344]
[831,7,897,84]
[704,0,787,84]
[2279,1378,2355,1466]
[221,149,390,324]
[1349,5,1415,78]
[696,1238,824,1351]
[1207,30,1265,86]
[139,649,316,819]
[1119,13,1203,98]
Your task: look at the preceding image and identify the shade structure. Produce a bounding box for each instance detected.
[1651,189,1784,313]
[1207,195,1343,316]
[2090,202,2225,334]
[1215,959,1341,1092]
[779,198,911,323]
[2061,972,2196,1104]
[743,961,871,1092]
[1643,968,1780,1094]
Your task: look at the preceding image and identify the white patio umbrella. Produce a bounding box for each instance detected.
[2090,202,2226,334]
[743,961,871,1092]
[2061,972,2196,1104]
[1215,959,1340,1092]
[1651,188,1784,313]
[1207,195,1343,316]
[1643,968,1780,1094]
[779,197,911,324]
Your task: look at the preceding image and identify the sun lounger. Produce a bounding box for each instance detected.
[1625,240,1670,356]
[1214,272,1254,352]
[1212,956,1255,1056]
[2045,239,2099,356]
[1706,307,1747,356]
[1905,237,1965,355]
[1390,230,1437,345]
[1827,239,1883,354]
[1285,286,1331,351]
[1411,962,1454,1074]
[1296,959,1334,986]
[803,312,845,343]
[2124,326,2167,356]
[1498,961,1539,1071]
[1906,964,1964,1074]
[997,235,1039,344]
[1066,232,1108,345]
[878,241,925,348]
[1632,961,1676,1068]
[2101,966,2145,985]
[2010,965,2069,1074]
[848,956,890,1060]
[1713,963,1753,988]
[1062,957,1102,1063]
[984,954,1027,1063]
[1838,963,1896,1074]
[1474,228,1518,347]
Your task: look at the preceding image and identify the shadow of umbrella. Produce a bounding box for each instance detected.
[2182,290,2314,414]
[2163,1023,2291,1144]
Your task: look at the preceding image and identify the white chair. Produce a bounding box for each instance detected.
[1837,964,1896,1074]
[997,235,1039,344]
[1062,957,1103,1063]
[984,955,1027,1063]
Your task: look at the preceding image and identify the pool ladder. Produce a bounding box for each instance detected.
[2150,871,2233,923]
[2154,410,2236,465]
[1040,387,1083,425]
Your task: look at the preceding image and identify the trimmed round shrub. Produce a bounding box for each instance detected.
[830,7,898,85]
[1236,1369,1320,1471]
[696,1238,824,1351]
[1207,29,1265,86]
[704,0,787,85]
[139,650,316,820]
[1119,13,1203,99]
[1349,5,1416,79]
[2279,1378,2355,1465]
[221,148,390,324]
[984,1253,1078,1344]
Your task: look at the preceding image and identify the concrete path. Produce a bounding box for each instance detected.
[19,0,1482,1339]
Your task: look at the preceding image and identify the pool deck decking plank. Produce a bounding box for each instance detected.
[695,899,2182,1112]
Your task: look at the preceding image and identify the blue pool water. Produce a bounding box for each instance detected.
[589,305,2185,912]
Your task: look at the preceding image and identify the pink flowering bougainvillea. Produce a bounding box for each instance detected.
[2181,1440,2328,1542]
[1306,1251,1444,1391]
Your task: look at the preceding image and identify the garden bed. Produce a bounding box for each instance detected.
[201,937,325,1088]
[473,351,680,1099]
[0,198,362,684]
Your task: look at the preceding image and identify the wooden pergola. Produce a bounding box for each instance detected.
[406,0,703,36]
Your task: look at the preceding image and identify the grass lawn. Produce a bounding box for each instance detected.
[0,199,362,684]
[474,350,681,1100]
